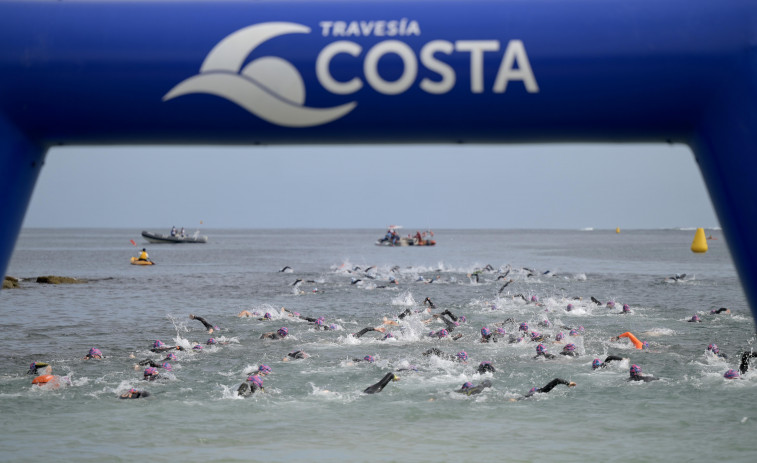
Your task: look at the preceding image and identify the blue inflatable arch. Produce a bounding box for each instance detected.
[1,0,756,326]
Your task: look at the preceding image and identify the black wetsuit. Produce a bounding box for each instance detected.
[712,308,730,314]
[456,379,492,396]
[363,372,396,394]
[190,315,214,331]
[397,308,413,320]
[237,382,262,397]
[590,296,602,305]
[288,350,307,359]
[422,348,455,361]
[481,333,498,343]
[739,351,757,374]
[524,378,573,398]
[260,332,285,340]
[139,359,163,368]
[353,327,379,338]
[629,374,659,382]
[595,355,624,368]
[151,346,184,353]
[120,390,150,399]
[424,297,435,309]
[534,352,557,360]
[477,362,496,374]
[560,351,579,357]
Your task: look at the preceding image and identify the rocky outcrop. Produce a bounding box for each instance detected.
[35,275,86,284]
[2,276,19,289]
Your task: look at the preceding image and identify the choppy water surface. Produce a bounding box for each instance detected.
[2,228,756,462]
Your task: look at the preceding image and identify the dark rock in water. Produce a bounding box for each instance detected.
[2,276,19,289]
[36,275,85,284]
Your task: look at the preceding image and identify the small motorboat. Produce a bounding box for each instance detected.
[376,227,436,246]
[141,230,208,244]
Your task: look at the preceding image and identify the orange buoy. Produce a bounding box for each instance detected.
[32,374,57,385]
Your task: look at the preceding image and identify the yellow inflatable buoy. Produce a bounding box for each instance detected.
[616,227,621,234]
[691,228,708,253]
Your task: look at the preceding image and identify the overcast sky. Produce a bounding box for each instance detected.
[21,143,719,230]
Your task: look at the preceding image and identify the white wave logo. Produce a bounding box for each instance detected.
[163,22,357,127]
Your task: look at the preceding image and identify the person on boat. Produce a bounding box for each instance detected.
[120,388,150,399]
[414,230,423,244]
[84,347,103,359]
[628,364,659,382]
[237,374,264,397]
[456,379,492,396]
[363,372,399,394]
[170,226,177,237]
[189,314,216,333]
[592,355,626,369]
[260,327,289,340]
[179,227,185,237]
[138,248,149,262]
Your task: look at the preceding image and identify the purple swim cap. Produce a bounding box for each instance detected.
[579,326,585,332]
[497,327,506,335]
[555,332,565,341]
[529,386,540,394]
[592,359,602,369]
[569,329,579,336]
[622,304,630,312]
[461,382,474,390]
[691,314,701,321]
[437,329,449,338]
[606,301,615,308]
[88,348,102,358]
[316,317,324,326]
[258,364,272,374]
[247,374,264,388]
[481,327,491,337]
[207,338,217,345]
[642,341,649,349]
[153,340,165,349]
[724,369,740,379]
[542,319,552,327]
[456,351,468,362]
[531,295,538,302]
[278,327,289,337]
[564,343,576,352]
[566,304,573,311]
[161,362,172,371]
[144,367,158,377]
[166,353,177,361]
[383,332,394,339]
[264,312,272,319]
[363,355,375,363]
[519,322,528,331]
[329,324,338,330]
[459,315,466,323]
[530,331,541,339]
[192,344,203,350]
[708,344,719,354]
[629,364,642,378]
[129,388,139,394]
[536,343,546,354]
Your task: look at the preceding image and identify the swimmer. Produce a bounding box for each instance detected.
[237,310,255,317]
[480,327,498,343]
[592,355,626,369]
[688,314,702,323]
[283,350,309,361]
[258,312,274,321]
[498,279,514,294]
[710,307,731,315]
[534,343,557,360]
[84,347,103,360]
[151,340,184,353]
[520,378,577,399]
[189,314,216,333]
[456,379,492,396]
[615,332,647,350]
[237,374,264,397]
[363,372,399,394]
[606,301,616,309]
[560,343,579,357]
[707,344,728,359]
[622,304,631,314]
[477,361,496,374]
[352,355,376,363]
[628,364,659,382]
[422,348,457,361]
[278,266,293,272]
[257,364,272,376]
[137,358,174,370]
[566,304,574,312]
[143,367,161,381]
[28,362,51,375]
[724,369,741,380]
[529,331,549,342]
[666,273,687,282]
[739,350,757,374]
[553,332,565,343]
[590,296,602,306]
[260,327,289,340]
[120,388,150,399]
[352,326,386,339]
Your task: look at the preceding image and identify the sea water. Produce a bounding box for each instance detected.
[1,228,755,462]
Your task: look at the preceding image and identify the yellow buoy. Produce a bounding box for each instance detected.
[616,227,620,234]
[691,228,708,253]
